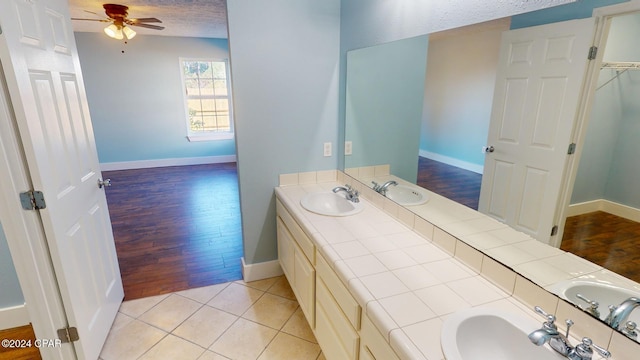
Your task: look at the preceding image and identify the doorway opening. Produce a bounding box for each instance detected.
[103,162,243,300]
[559,10,640,283]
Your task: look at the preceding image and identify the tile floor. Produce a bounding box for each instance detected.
[99,276,325,360]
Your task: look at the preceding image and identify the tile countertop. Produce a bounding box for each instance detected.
[274,180,622,360]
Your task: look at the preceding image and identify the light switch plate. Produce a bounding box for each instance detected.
[345,141,353,155]
[323,142,332,157]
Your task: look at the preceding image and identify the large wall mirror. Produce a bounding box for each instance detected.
[343,10,640,341]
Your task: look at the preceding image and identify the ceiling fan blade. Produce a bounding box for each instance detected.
[129,23,165,30]
[128,17,163,24]
[71,18,110,22]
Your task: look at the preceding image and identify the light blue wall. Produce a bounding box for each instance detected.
[344,36,428,182]
[75,33,235,164]
[225,0,578,265]
[510,0,629,29]
[607,78,640,207]
[0,222,24,308]
[571,69,623,203]
[572,12,640,207]
[227,0,341,264]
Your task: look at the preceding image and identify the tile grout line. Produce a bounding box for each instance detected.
[105,277,322,359]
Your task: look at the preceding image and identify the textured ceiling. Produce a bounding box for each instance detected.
[67,0,228,39]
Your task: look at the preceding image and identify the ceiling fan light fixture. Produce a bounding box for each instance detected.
[122,26,136,40]
[104,23,123,40]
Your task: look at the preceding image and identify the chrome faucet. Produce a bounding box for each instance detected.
[528,306,611,360]
[576,293,600,318]
[528,306,573,357]
[332,184,359,203]
[371,180,397,195]
[605,296,640,331]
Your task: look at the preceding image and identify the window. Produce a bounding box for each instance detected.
[180,59,233,141]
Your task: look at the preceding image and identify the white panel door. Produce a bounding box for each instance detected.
[479,18,595,244]
[0,1,123,359]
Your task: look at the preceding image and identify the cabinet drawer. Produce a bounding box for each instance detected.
[293,240,315,328]
[276,199,315,264]
[276,217,294,280]
[360,314,399,360]
[317,253,361,329]
[316,277,359,360]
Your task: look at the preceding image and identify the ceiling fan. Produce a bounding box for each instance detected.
[71,3,164,40]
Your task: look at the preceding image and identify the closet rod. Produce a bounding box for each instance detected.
[596,62,640,91]
[601,61,640,70]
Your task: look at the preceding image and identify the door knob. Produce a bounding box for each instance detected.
[98,178,111,189]
[483,145,495,153]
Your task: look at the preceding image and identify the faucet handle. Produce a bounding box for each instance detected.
[574,338,611,359]
[604,304,617,325]
[623,321,638,339]
[534,306,557,328]
[576,293,600,317]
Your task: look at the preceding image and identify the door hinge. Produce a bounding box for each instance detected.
[568,143,577,155]
[19,190,46,210]
[551,225,559,236]
[57,326,79,343]
[588,46,598,60]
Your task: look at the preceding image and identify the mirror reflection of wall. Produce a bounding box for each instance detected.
[417,18,510,209]
[344,35,428,183]
[344,19,510,201]
[563,11,640,283]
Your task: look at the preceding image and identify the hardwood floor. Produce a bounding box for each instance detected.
[417,156,482,209]
[561,211,640,283]
[0,325,41,360]
[103,163,243,300]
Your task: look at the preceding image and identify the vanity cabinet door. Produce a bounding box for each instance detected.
[316,277,360,360]
[360,314,400,360]
[276,202,316,328]
[276,217,295,280]
[293,240,316,328]
[317,253,361,329]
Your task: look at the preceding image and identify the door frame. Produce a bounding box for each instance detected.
[0,66,75,359]
[552,0,640,247]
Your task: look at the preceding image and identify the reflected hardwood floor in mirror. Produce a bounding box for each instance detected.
[103,163,243,300]
[562,211,640,283]
[416,156,482,210]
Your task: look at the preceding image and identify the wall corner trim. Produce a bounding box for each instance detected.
[241,257,283,283]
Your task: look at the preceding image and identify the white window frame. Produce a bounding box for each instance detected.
[179,58,234,142]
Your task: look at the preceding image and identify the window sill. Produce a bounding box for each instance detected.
[187,133,234,142]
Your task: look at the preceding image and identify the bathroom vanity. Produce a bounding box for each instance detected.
[275,170,638,360]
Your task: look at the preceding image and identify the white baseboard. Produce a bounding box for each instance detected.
[241,257,283,282]
[100,155,236,171]
[566,200,603,217]
[419,150,484,174]
[568,199,640,222]
[0,303,29,330]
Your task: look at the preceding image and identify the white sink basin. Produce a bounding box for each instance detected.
[550,278,640,325]
[442,307,565,360]
[300,191,363,217]
[384,184,429,206]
